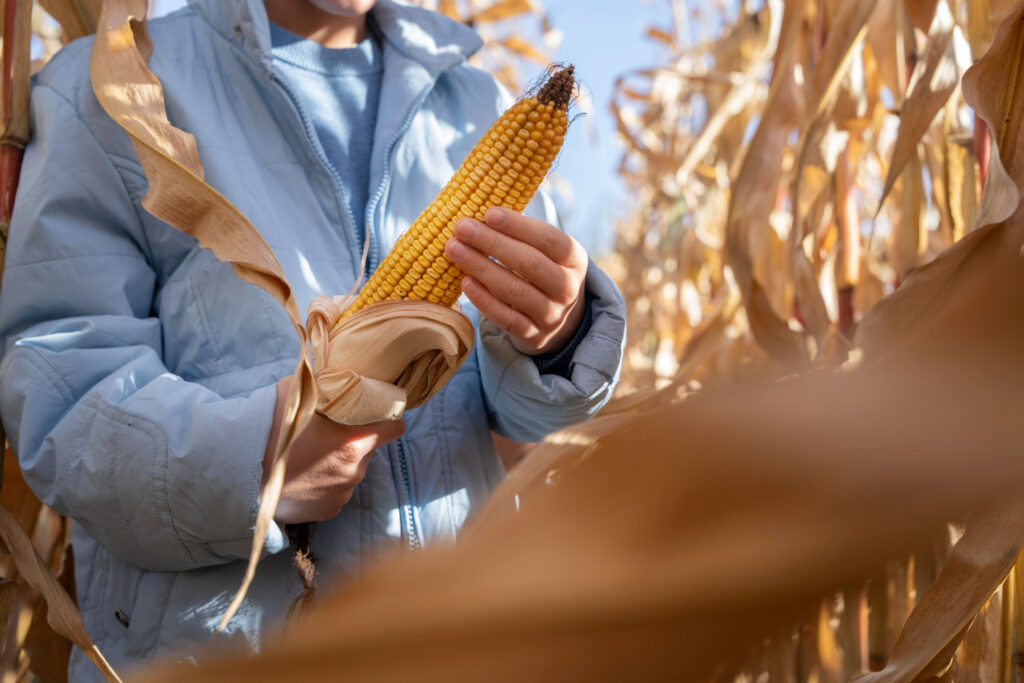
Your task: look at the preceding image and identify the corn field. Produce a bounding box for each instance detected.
[0,0,1023,680]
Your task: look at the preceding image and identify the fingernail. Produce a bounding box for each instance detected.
[486,207,507,227]
[446,239,466,257]
[461,277,477,295]
[455,219,477,238]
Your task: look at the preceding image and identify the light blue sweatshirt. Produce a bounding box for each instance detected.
[269,22,382,243]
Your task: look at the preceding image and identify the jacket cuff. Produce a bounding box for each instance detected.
[530,290,594,378]
[202,382,289,560]
[478,260,626,442]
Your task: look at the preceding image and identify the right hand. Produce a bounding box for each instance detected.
[262,376,405,524]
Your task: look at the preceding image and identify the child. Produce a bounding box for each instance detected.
[0,0,625,678]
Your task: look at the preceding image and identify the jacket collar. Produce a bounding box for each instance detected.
[187,0,482,74]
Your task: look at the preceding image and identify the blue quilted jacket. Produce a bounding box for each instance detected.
[0,0,625,678]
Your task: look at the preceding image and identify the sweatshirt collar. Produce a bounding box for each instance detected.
[188,0,483,74]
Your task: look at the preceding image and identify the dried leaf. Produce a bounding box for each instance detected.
[856,0,1024,358]
[905,0,939,31]
[0,0,32,144]
[808,0,882,122]
[793,248,831,347]
[0,506,119,681]
[36,0,101,42]
[877,0,957,213]
[437,0,460,20]
[496,36,547,64]
[723,0,805,363]
[965,1,1024,229]
[673,0,784,190]
[748,279,810,368]
[139,206,1024,681]
[24,542,75,682]
[853,497,1024,683]
[471,0,532,24]
[645,26,675,49]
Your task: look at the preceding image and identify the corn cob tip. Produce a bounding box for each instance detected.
[537,65,575,109]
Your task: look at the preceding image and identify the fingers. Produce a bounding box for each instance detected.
[449,217,575,302]
[444,238,557,325]
[484,207,580,266]
[461,274,542,342]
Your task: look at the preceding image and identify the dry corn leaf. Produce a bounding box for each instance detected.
[749,278,811,369]
[438,0,459,20]
[307,296,473,424]
[0,505,119,681]
[475,289,740,532]
[139,201,1024,681]
[645,26,676,50]
[955,591,1003,681]
[23,541,75,682]
[877,0,957,213]
[673,0,783,190]
[496,35,547,64]
[723,0,806,364]
[856,0,1024,359]
[906,0,940,30]
[37,0,101,43]
[470,0,533,24]
[853,496,1024,683]
[968,1,1024,229]
[0,0,31,144]
[0,451,42,580]
[793,248,831,347]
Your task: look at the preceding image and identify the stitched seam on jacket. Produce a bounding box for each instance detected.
[585,331,624,346]
[569,361,614,383]
[190,8,268,73]
[4,251,149,272]
[13,346,75,406]
[192,356,296,395]
[87,397,195,565]
[186,274,227,376]
[34,85,151,248]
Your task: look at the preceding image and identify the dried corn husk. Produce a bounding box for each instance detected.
[307,296,473,425]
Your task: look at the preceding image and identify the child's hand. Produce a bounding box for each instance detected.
[445,207,588,356]
[263,377,404,524]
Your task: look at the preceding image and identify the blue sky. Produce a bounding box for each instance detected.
[508,1,673,256]
[148,1,673,256]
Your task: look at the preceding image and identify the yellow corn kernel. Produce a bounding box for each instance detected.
[339,66,575,321]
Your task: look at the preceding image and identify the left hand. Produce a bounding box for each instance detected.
[445,207,588,356]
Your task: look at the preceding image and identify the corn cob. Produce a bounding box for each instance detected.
[339,65,575,321]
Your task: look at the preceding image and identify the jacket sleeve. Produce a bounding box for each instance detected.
[476,189,627,443]
[0,84,288,572]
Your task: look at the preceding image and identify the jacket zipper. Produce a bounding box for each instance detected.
[271,70,437,550]
[267,72,364,276]
[362,82,436,273]
[395,438,421,550]
[370,86,435,551]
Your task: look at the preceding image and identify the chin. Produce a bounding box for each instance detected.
[306,0,378,16]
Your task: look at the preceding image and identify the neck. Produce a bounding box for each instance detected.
[264,0,368,48]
